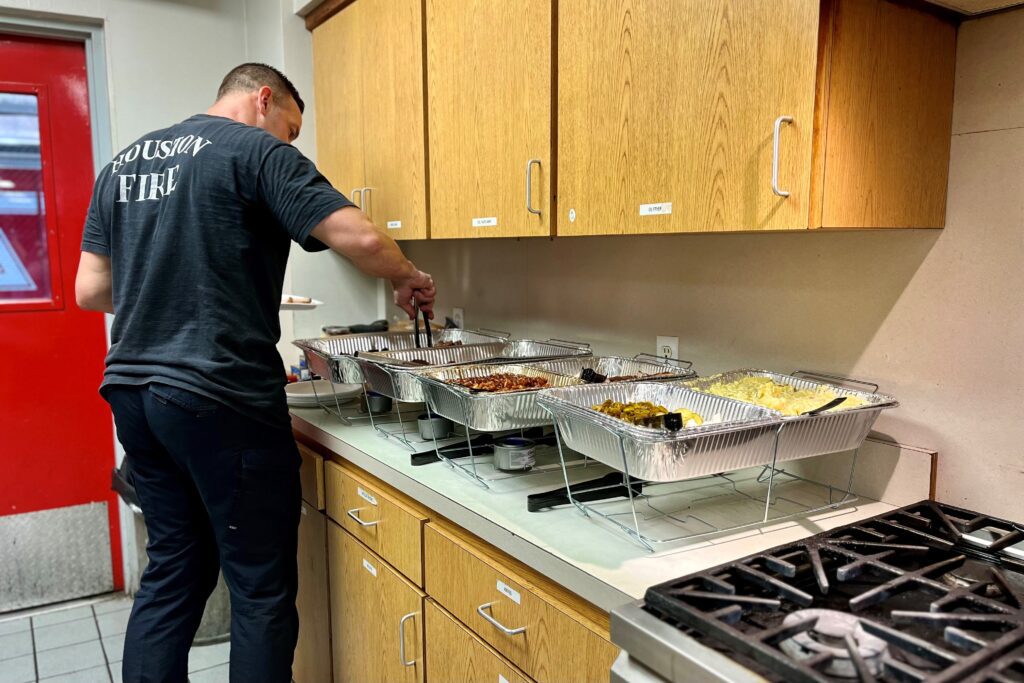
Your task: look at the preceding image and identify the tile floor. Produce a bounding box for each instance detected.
[0,595,229,683]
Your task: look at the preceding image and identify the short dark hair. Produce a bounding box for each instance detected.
[217,63,305,113]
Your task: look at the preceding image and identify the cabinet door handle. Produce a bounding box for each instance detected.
[398,611,418,666]
[346,508,379,527]
[351,187,364,208]
[525,159,542,216]
[772,116,793,198]
[363,187,373,218]
[477,602,526,636]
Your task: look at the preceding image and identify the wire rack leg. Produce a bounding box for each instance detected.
[762,425,784,524]
[550,416,589,518]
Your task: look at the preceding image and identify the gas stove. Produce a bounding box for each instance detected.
[611,501,1024,683]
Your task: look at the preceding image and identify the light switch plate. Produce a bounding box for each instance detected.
[656,336,679,360]
[452,307,465,329]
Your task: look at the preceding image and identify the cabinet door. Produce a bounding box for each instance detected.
[294,504,332,683]
[328,522,425,683]
[313,1,366,202]
[360,0,428,240]
[426,0,552,239]
[425,601,533,683]
[558,0,820,235]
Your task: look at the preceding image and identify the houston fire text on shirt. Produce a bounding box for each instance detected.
[110,134,213,203]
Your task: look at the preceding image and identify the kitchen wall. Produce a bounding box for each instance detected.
[404,8,1024,520]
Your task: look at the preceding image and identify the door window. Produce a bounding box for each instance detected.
[0,91,55,306]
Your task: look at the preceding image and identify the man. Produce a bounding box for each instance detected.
[75,63,435,683]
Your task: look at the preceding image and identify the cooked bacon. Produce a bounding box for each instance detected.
[450,373,549,392]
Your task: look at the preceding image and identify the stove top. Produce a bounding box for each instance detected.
[639,501,1024,683]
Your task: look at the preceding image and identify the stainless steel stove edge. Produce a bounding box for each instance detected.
[611,602,769,683]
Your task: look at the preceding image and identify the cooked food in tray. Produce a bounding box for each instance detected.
[449,373,549,393]
[703,376,866,416]
[592,400,704,430]
[434,340,464,349]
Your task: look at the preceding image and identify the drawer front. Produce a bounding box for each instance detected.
[424,525,617,683]
[324,460,426,586]
[425,600,533,683]
[297,443,326,510]
[328,523,425,683]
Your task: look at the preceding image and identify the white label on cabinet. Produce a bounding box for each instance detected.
[362,558,377,577]
[496,580,521,605]
[357,487,378,506]
[472,216,498,228]
[568,208,577,223]
[499,676,510,683]
[386,220,402,230]
[639,202,673,216]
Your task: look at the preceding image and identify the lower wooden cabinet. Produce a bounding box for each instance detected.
[425,600,533,683]
[328,521,426,683]
[294,501,332,683]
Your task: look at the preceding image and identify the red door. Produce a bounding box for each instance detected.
[0,33,121,610]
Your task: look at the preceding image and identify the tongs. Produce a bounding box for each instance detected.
[413,301,432,349]
[802,396,847,416]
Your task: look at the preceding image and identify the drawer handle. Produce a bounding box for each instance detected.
[352,187,364,208]
[477,602,526,636]
[346,508,379,527]
[771,115,793,198]
[399,611,418,666]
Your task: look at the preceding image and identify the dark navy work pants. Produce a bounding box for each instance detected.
[106,383,301,683]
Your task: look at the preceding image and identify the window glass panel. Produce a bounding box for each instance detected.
[0,92,51,303]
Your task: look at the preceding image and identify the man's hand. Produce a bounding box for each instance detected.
[393,270,436,320]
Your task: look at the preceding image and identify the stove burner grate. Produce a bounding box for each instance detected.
[644,501,1024,682]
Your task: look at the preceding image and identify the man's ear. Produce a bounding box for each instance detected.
[256,86,273,116]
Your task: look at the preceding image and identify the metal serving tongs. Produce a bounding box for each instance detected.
[413,300,432,349]
[802,396,847,416]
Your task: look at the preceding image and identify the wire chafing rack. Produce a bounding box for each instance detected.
[535,370,899,552]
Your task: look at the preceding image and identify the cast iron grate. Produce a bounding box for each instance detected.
[643,501,1024,682]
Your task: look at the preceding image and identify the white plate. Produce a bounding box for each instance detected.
[286,380,362,406]
[280,294,323,310]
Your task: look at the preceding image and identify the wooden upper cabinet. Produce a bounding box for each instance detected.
[426,0,553,239]
[312,0,428,239]
[558,0,821,236]
[313,2,366,201]
[360,0,428,239]
[812,0,956,229]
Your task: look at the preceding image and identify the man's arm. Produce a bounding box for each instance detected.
[310,206,436,319]
[75,251,114,313]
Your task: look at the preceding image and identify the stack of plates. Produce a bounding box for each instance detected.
[286,380,362,408]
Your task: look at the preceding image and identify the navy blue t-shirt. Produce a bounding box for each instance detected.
[81,114,353,427]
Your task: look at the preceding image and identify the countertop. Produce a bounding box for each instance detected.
[291,406,905,612]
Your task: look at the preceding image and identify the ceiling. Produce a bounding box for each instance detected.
[925,0,1024,14]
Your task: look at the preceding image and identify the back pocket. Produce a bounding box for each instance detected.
[148,383,220,418]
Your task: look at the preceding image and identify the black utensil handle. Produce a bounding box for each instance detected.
[422,306,432,347]
[801,396,848,416]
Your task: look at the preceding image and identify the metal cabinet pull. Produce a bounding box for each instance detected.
[346,508,379,527]
[477,602,526,636]
[772,116,793,197]
[398,611,418,666]
[362,187,372,218]
[351,188,363,208]
[525,159,542,215]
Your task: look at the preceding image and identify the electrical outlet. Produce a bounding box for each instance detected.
[656,335,679,360]
[452,307,465,329]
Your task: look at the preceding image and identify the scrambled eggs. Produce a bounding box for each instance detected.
[705,376,866,416]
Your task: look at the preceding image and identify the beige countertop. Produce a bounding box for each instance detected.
[291,406,928,612]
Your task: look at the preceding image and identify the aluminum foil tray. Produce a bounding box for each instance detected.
[676,370,899,462]
[417,364,584,432]
[528,355,696,383]
[355,342,511,402]
[537,382,780,482]
[489,339,592,363]
[293,329,506,384]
